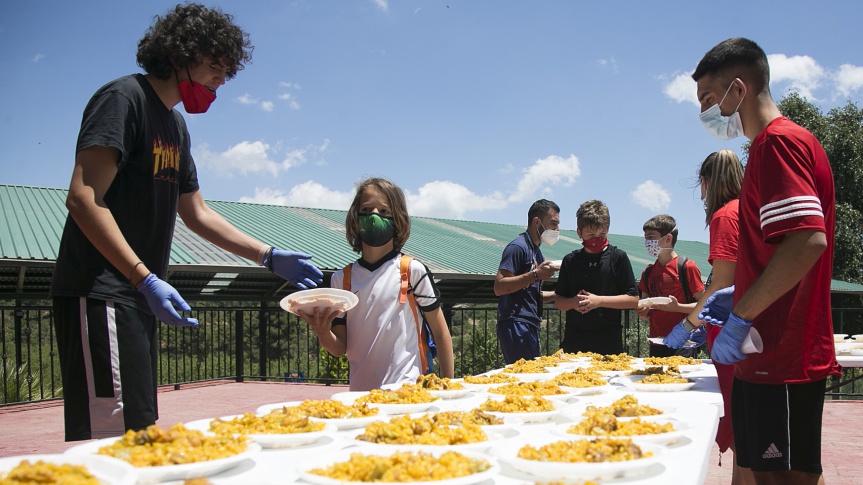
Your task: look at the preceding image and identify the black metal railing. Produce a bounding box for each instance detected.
[2,302,862,405]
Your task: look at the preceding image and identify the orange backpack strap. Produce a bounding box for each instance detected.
[400,255,429,373]
[342,263,352,292]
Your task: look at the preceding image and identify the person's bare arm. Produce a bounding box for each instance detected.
[66,146,152,284]
[177,190,268,262]
[733,230,827,321]
[494,261,556,296]
[576,292,639,313]
[424,307,454,378]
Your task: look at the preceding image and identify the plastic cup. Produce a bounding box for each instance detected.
[741,327,763,354]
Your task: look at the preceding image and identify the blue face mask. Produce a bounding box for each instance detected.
[699,80,746,140]
[358,214,395,247]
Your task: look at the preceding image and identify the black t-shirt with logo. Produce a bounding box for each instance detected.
[50,74,199,313]
[555,245,638,349]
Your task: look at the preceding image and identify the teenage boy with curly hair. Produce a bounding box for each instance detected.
[50,3,323,441]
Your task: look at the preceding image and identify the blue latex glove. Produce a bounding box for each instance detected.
[710,313,752,364]
[698,285,735,327]
[689,325,707,347]
[663,320,691,349]
[137,274,199,327]
[267,249,323,290]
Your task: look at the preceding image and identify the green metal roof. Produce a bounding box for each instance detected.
[2,184,862,300]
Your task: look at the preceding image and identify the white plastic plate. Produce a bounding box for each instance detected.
[279,288,358,316]
[65,439,260,484]
[184,415,337,449]
[0,454,138,485]
[297,448,500,485]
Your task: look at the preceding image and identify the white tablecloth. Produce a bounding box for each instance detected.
[200,363,723,485]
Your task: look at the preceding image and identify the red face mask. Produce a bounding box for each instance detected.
[582,236,608,252]
[177,68,216,114]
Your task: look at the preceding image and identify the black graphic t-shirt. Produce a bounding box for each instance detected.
[50,74,199,312]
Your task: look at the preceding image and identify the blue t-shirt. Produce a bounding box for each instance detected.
[497,233,544,326]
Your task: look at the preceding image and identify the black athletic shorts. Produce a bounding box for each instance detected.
[53,297,159,441]
[731,377,826,474]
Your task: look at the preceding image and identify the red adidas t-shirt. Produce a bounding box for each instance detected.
[734,116,840,384]
[638,256,705,338]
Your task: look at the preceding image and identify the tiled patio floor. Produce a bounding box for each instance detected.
[2,381,860,484]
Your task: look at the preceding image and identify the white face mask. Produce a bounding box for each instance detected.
[699,80,746,140]
[644,238,665,257]
[538,221,559,246]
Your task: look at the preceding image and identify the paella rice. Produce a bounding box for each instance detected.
[517,438,650,463]
[462,374,517,384]
[638,374,692,385]
[584,395,663,418]
[283,399,379,419]
[488,381,568,397]
[308,451,491,482]
[209,412,326,435]
[97,423,248,467]
[416,374,465,390]
[356,385,438,405]
[552,369,606,388]
[479,395,555,413]
[642,356,699,367]
[0,460,99,485]
[430,410,505,426]
[355,414,487,445]
[503,358,549,374]
[568,413,676,436]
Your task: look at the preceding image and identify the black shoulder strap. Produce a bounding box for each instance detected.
[678,256,693,304]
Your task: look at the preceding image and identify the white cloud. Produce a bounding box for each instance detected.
[33,53,45,63]
[237,93,258,105]
[663,71,698,106]
[767,54,826,100]
[279,81,301,90]
[372,0,388,12]
[631,180,671,212]
[835,64,863,98]
[238,93,277,111]
[194,139,330,177]
[406,181,506,219]
[508,154,581,203]
[196,141,280,177]
[234,153,580,220]
[278,92,301,110]
[240,182,354,210]
[597,57,619,73]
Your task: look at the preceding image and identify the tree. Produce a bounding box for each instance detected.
[774,92,863,285]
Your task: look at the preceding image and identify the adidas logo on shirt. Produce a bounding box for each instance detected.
[762,443,783,459]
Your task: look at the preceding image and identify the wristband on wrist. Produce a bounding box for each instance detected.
[261,246,275,269]
[533,269,539,282]
[682,318,697,333]
[129,261,144,282]
[258,245,273,266]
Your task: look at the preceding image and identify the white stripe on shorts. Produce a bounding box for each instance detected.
[79,297,125,438]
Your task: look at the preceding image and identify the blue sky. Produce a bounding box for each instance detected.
[2,1,862,244]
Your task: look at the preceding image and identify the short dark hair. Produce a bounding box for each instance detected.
[643,214,678,246]
[527,199,560,225]
[137,3,253,80]
[692,37,770,95]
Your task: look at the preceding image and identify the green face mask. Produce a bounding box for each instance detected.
[358,214,395,247]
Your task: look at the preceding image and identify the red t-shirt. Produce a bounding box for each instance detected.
[638,256,705,338]
[734,116,840,384]
[705,199,740,348]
